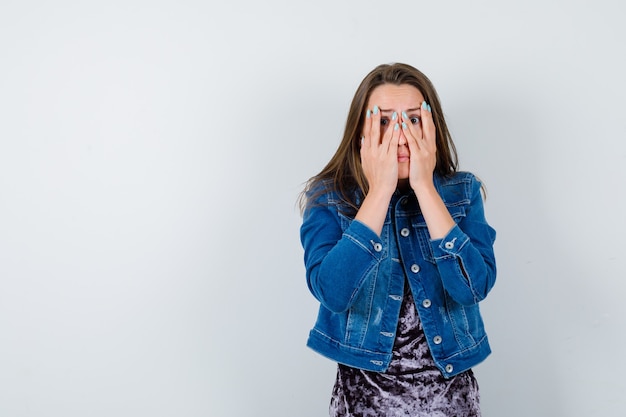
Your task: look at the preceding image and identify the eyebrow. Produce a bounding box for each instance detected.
[380,107,421,113]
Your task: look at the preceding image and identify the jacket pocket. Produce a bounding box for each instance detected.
[344,266,380,347]
[444,292,485,350]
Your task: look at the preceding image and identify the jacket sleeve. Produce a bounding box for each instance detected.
[429,175,497,306]
[300,194,385,313]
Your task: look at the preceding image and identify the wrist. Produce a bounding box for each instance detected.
[410,177,436,195]
[366,184,395,201]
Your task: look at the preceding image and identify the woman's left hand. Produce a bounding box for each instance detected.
[401,101,437,189]
[402,101,455,240]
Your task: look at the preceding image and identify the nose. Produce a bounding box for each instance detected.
[398,129,407,146]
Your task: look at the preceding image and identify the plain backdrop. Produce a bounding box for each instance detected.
[1,1,625,416]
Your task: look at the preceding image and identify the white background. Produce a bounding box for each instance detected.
[1,1,625,416]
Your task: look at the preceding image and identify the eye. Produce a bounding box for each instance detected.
[380,118,389,127]
[410,116,420,125]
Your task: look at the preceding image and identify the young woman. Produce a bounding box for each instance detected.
[299,63,497,416]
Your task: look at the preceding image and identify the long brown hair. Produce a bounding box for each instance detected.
[299,63,458,214]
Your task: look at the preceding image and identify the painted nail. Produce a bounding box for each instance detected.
[427,104,432,112]
[422,101,428,110]
[402,122,407,129]
[394,123,399,131]
[392,111,397,121]
[367,109,371,118]
[373,105,379,115]
[402,111,408,120]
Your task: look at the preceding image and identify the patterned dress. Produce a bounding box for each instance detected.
[329,281,481,417]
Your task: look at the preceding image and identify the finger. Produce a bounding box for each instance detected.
[388,120,401,153]
[379,109,396,150]
[420,101,436,144]
[401,111,421,151]
[368,105,381,147]
[413,110,424,142]
[361,107,373,148]
[385,111,401,150]
[401,121,420,153]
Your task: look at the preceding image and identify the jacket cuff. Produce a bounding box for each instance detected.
[430,225,469,259]
[345,219,386,258]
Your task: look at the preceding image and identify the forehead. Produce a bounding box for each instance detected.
[367,84,424,109]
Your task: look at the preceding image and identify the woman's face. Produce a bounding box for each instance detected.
[365,83,425,180]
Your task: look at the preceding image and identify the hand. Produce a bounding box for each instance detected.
[360,105,401,196]
[401,101,437,189]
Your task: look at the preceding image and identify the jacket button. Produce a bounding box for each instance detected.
[373,243,382,252]
[400,228,410,237]
[433,335,442,344]
[422,299,431,308]
[444,241,454,249]
[410,264,420,273]
[445,364,454,373]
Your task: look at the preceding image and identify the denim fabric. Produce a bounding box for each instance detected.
[300,172,497,378]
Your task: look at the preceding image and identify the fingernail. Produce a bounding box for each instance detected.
[373,105,379,115]
[367,109,371,118]
[422,101,428,110]
[402,111,408,120]
[392,111,397,121]
[402,122,407,129]
[394,123,399,131]
[427,104,432,112]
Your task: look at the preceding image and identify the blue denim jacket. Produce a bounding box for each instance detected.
[300,172,496,378]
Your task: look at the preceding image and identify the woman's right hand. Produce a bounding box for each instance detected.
[355,106,400,236]
[360,105,400,197]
